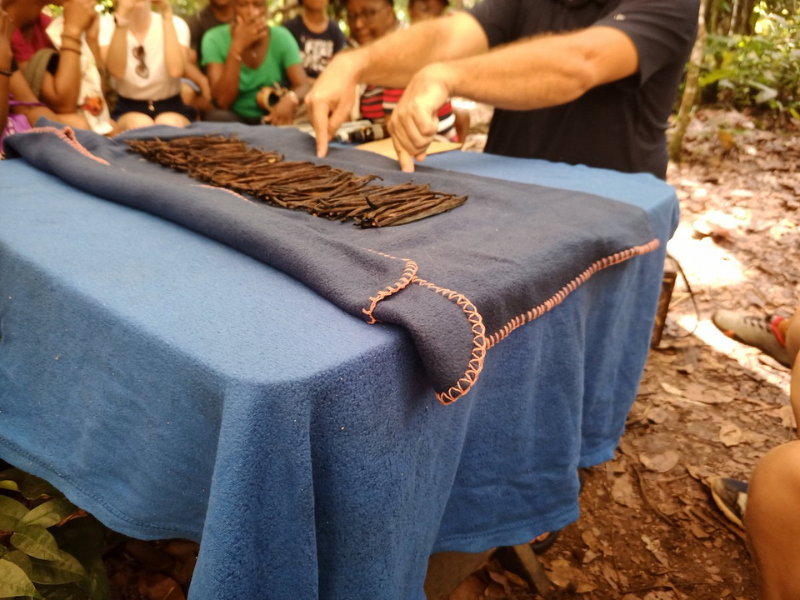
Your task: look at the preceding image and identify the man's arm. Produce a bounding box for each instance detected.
[306,12,488,158]
[388,25,638,170]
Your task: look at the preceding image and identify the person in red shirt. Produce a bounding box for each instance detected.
[1,6,12,136]
[346,0,456,140]
[5,0,96,128]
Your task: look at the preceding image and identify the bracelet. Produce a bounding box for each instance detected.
[0,68,11,77]
[62,32,82,44]
[61,46,82,56]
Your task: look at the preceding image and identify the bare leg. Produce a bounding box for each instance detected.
[53,112,91,130]
[116,112,156,132]
[154,112,190,128]
[746,441,800,600]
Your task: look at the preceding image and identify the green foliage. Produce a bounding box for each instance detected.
[700,4,800,116]
[0,468,111,600]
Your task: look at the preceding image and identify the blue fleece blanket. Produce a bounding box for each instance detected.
[4,122,658,402]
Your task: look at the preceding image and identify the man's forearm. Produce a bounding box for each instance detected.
[425,26,638,111]
[347,12,488,89]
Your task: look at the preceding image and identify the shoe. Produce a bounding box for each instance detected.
[530,469,588,555]
[531,529,560,555]
[711,310,790,367]
[710,476,748,529]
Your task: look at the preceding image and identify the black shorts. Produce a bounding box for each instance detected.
[112,94,197,122]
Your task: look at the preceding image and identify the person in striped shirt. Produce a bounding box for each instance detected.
[346,0,456,140]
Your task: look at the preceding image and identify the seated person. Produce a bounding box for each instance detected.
[283,0,346,83]
[5,0,94,130]
[100,0,196,131]
[46,12,116,135]
[710,307,800,600]
[3,62,71,154]
[182,0,231,113]
[202,0,310,125]
[347,0,456,139]
[187,0,233,68]
[407,0,449,24]
[1,6,12,137]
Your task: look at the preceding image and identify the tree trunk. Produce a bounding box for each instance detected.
[706,0,720,34]
[728,0,740,34]
[668,0,709,163]
[737,0,757,34]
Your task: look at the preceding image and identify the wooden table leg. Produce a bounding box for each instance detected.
[511,543,554,597]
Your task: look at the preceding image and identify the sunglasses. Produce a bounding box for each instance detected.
[132,45,149,78]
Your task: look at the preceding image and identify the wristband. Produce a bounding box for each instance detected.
[60,46,82,55]
[62,32,82,44]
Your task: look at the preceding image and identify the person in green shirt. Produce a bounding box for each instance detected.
[202,0,309,124]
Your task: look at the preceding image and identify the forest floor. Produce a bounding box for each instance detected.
[106,107,800,600]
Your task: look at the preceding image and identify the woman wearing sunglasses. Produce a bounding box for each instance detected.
[101,0,196,131]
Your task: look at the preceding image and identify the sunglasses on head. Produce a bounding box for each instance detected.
[132,45,149,78]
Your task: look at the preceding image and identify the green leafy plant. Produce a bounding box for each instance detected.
[0,468,111,600]
[700,4,800,117]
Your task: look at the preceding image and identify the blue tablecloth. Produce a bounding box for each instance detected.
[0,141,678,600]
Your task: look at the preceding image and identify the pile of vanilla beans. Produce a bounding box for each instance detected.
[126,135,467,227]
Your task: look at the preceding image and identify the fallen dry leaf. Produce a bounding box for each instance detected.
[611,473,639,507]
[720,423,743,447]
[138,573,185,600]
[449,573,486,600]
[639,450,680,473]
[647,406,670,424]
[547,558,596,592]
[778,405,796,429]
[661,382,684,397]
[641,535,671,568]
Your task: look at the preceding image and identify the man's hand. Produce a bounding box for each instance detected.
[387,63,450,172]
[63,0,98,35]
[306,52,361,158]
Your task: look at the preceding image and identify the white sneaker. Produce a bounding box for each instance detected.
[712,310,790,368]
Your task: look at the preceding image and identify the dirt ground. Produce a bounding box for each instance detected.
[105,108,800,600]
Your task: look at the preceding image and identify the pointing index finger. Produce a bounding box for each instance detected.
[311,101,331,158]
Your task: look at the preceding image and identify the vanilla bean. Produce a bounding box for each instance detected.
[126,134,467,227]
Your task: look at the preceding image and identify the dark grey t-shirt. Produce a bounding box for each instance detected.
[283,16,347,79]
[469,0,699,178]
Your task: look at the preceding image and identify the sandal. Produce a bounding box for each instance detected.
[530,468,588,555]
